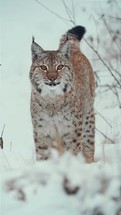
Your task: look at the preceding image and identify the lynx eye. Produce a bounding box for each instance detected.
[39,65,47,71]
[57,64,64,70]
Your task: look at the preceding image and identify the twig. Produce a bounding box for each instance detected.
[84,38,121,88]
[96,128,114,144]
[88,14,100,51]
[102,16,121,52]
[108,62,121,79]
[34,0,72,26]
[106,15,121,21]
[62,0,74,24]
[0,124,5,149]
[71,0,76,25]
[95,111,112,128]
[2,151,12,170]
[112,86,121,108]
[1,124,5,137]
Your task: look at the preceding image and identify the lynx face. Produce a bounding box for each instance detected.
[30,40,74,97]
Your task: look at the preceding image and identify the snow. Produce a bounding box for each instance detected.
[1,0,121,214]
[0,151,121,215]
[0,69,121,214]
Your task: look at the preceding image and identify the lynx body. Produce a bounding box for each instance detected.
[30,26,95,163]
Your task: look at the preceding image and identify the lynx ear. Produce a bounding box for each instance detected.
[31,37,44,62]
[59,41,70,59]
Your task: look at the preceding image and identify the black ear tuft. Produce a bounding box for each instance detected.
[32,36,35,42]
[31,39,44,62]
[67,26,86,41]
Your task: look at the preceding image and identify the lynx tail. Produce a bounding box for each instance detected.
[67,26,86,41]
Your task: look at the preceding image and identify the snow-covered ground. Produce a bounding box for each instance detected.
[1,1,121,215]
[0,64,121,215]
[0,148,121,215]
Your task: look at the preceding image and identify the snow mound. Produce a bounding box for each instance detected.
[2,151,121,215]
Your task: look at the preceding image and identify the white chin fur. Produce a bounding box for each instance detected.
[40,83,64,97]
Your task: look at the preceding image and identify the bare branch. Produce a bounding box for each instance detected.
[106,15,121,21]
[108,62,121,80]
[84,38,121,88]
[34,0,72,26]
[71,0,76,25]
[96,128,115,144]
[102,16,121,52]
[1,124,5,138]
[61,0,74,25]
[111,86,121,108]
[95,111,112,128]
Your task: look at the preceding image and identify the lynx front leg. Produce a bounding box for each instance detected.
[34,126,65,160]
[82,109,95,163]
[34,131,52,160]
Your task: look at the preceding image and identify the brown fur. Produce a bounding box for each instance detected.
[30,30,95,163]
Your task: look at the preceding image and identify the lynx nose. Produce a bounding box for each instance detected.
[49,76,56,82]
[47,72,58,82]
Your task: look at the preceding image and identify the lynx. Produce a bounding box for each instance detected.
[30,26,95,163]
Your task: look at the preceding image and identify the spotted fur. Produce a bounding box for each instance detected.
[30,26,95,163]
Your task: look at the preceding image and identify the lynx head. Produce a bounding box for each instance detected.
[30,38,74,97]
